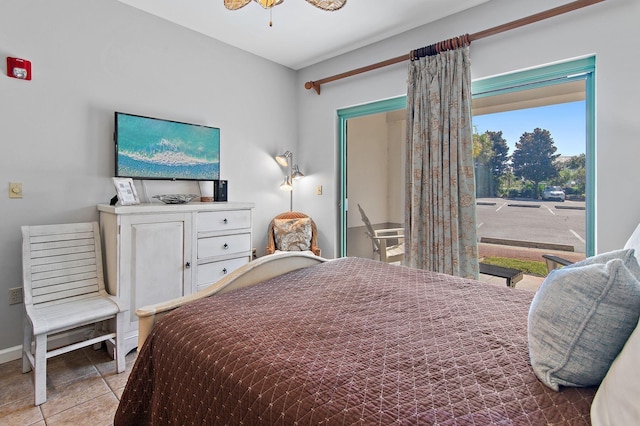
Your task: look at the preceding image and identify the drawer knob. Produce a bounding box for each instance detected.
[222,268,228,275]
[223,243,229,250]
[185,262,191,269]
[223,218,228,224]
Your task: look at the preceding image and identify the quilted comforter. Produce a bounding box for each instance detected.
[115,257,595,425]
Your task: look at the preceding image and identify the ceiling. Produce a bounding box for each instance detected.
[473,80,586,116]
[117,0,492,70]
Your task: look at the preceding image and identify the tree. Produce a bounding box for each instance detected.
[486,131,509,195]
[473,130,494,197]
[511,128,560,199]
[562,153,586,195]
[473,129,493,162]
[566,153,586,170]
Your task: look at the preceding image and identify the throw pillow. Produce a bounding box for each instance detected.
[565,248,640,279]
[590,318,640,425]
[273,218,312,252]
[528,257,640,391]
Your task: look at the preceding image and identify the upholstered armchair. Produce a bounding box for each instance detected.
[266,212,321,256]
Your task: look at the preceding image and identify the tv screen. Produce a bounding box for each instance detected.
[115,112,220,181]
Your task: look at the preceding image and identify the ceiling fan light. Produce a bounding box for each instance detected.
[254,0,284,8]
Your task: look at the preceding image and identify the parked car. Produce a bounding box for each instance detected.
[542,186,565,202]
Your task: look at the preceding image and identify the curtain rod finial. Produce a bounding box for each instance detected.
[305,81,321,95]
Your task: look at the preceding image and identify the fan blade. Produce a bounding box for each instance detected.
[305,0,346,11]
[224,0,252,10]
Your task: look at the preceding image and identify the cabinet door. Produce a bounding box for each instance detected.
[121,214,191,331]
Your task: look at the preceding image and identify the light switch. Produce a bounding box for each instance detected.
[316,185,323,195]
[9,182,22,198]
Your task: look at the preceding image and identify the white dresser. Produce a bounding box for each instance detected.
[98,201,254,354]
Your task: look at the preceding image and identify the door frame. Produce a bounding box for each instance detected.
[337,56,596,258]
[337,96,406,257]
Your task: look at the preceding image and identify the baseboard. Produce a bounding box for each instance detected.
[0,345,22,364]
[0,326,94,365]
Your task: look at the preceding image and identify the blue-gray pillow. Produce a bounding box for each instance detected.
[528,257,640,391]
[565,248,640,279]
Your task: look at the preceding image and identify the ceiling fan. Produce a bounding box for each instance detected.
[224,0,347,12]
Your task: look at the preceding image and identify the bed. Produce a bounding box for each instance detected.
[114,252,601,425]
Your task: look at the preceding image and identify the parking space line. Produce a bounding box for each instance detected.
[543,205,556,215]
[496,202,507,212]
[570,229,586,244]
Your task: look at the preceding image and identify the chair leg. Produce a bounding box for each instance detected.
[33,334,47,406]
[115,312,126,374]
[93,322,104,350]
[379,239,388,263]
[22,319,32,373]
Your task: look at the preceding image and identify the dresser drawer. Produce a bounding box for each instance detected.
[198,210,251,233]
[198,232,251,259]
[197,256,250,289]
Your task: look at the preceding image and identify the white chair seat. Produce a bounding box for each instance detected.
[28,293,124,335]
[386,243,405,259]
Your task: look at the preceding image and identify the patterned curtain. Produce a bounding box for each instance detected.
[404,42,479,279]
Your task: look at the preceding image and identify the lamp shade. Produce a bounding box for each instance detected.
[280,176,293,191]
[275,151,291,167]
[291,164,304,179]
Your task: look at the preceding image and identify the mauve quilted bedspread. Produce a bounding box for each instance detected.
[115,257,595,425]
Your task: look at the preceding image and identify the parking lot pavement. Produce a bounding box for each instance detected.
[475,197,587,254]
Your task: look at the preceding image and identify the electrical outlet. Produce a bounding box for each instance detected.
[9,287,23,305]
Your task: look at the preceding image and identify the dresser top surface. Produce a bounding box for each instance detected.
[97,201,255,215]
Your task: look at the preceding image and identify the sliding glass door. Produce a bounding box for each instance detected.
[337,56,595,259]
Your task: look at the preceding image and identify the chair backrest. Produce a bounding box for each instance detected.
[357,204,380,252]
[22,222,106,308]
[266,212,320,256]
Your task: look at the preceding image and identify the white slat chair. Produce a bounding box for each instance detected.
[357,204,405,264]
[21,222,127,406]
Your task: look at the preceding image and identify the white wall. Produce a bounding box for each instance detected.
[386,112,405,224]
[346,114,389,226]
[346,112,404,228]
[296,0,640,257]
[0,0,298,353]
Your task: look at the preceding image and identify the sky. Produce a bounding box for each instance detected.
[472,101,586,157]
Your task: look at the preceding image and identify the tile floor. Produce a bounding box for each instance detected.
[0,347,137,425]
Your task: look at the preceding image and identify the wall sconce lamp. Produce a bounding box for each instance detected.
[275,150,304,210]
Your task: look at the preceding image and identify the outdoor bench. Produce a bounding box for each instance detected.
[479,263,524,288]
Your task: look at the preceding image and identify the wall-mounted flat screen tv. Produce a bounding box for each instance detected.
[115,112,220,181]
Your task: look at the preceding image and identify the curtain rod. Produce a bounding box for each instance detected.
[304,0,605,95]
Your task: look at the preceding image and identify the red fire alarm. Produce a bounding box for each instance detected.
[7,57,32,80]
